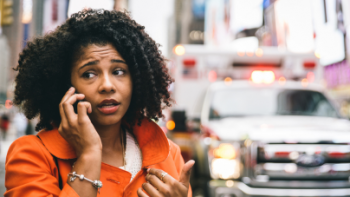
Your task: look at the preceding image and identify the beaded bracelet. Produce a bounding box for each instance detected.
[68,171,103,193]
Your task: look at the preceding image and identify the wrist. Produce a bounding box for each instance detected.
[78,148,102,161]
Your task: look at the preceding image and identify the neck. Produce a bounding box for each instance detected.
[94,121,123,152]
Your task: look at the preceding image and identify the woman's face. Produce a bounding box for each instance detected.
[70,44,132,127]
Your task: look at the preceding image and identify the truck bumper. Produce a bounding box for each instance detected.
[209,180,350,197]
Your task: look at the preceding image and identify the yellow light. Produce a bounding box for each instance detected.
[213,143,236,159]
[224,77,232,85]
[1,0,14,25]
[301,78,308,87]
[256,48,263,57]
[225,180,234,187]
[174,45,185,56]
[251,71,263,83]
[278,77,286,85]
[263,71,275,84]
[211,158,240,179]
[314,51,321,59]
[166,120,175,130]
[251,71,275,84]
[224,77,232,82]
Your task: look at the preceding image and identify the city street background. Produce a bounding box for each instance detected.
[2,0,350,197]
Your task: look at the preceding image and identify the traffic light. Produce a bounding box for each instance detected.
[0,0,13,26]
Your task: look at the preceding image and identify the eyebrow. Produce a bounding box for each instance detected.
[78,59,127,71]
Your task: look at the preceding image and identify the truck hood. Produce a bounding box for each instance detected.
[205,116,350,143]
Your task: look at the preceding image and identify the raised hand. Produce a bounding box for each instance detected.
[137,160,195,197]
[58,87,102,157]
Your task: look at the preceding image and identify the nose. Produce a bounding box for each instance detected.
[98,74,115,93]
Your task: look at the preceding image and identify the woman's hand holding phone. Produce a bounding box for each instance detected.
[58,87,102,196]
[58,87,102,157]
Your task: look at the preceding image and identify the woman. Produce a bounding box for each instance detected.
[5,9,194,197]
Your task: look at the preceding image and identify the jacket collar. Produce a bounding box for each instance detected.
[37,118,170,167]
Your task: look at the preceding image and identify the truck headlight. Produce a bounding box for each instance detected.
[211,158,240,179]
[213,143,236,159]
[209,143,241,179]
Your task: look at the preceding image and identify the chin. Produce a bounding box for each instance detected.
[101,118,121,126]
[91,115,122,127]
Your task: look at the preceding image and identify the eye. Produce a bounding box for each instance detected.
[82,72,96,79]
[114,70,125,76]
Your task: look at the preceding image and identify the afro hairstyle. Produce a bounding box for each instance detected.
[13,9,173,131]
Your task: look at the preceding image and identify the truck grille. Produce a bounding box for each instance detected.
[253,143,350,181]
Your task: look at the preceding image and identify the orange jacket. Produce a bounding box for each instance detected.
[5,119,192,197]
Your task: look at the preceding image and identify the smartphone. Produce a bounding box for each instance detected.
[68,84,81,114]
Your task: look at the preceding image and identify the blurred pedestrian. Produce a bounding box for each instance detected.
[0,113,9,140]
[5,9,193,197]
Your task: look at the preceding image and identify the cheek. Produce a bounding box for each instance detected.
[124,80,133,101]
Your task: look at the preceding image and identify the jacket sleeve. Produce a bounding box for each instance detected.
[169,140,193,197]
[4,136,79,197]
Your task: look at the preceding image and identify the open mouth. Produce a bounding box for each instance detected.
[97,99,120,114]
[99,103,119,108]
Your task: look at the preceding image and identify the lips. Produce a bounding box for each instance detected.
[97,99,120,114]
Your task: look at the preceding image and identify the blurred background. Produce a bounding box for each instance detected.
[2,0,350,196]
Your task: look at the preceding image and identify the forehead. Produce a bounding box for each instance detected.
[78,44,122,59]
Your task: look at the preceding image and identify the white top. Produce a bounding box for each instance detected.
[119,131,143,181]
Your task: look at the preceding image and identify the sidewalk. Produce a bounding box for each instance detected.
[0,124,17,195]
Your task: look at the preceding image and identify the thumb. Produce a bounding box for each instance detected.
[179,160,195,188]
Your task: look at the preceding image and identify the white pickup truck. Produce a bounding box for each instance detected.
[192,80,350,197]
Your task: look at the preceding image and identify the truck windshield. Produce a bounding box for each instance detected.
[209,89,338,119]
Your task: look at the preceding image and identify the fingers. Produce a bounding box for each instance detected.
[179,160,195,188]
[63,93,85,121]
[146,173,166,193]
[59,87,76,129]
[60,87,75,104]
[137,188,148,197]
[59,87,86,131]
[148,168,174,184]
[77,101,92,124]
[145,169,189,197]
[141,182,159,197]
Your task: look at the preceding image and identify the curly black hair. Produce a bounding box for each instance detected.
[13,9,173,131]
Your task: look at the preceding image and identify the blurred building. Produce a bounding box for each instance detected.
[0,0,46,104]
[1,0,21,104]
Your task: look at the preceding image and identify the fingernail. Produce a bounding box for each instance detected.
[69,87,74,91]
[147,168,150,173]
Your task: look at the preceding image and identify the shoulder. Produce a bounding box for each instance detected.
[5,135,66,196]
[6,135,53,172]
[8,135,45,152]
[8,135,44,154]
